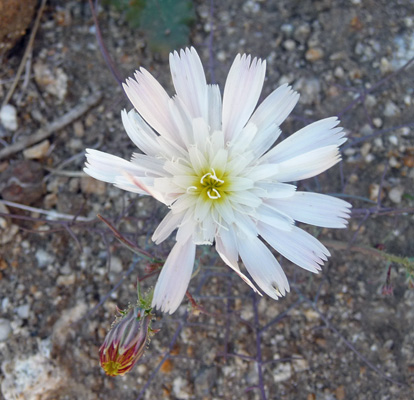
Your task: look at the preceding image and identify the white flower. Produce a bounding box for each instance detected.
[84,47,351,314]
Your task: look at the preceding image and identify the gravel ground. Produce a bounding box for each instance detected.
[1,0,414,399]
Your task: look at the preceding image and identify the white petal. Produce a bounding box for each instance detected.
[258,222,330,273]
[169,47,208,120]
[268,192,352,228]
[237,234,290,299]
[170,193,197,214]
[245,163,280,181]
[210,148,228,172]
[215,228,261,294]
[254,203,295,231]
[226,177,255,191]
[130,153,166,177]
[152,239,196,314]
[232,211,258,237]
[256,182,297,199]
[84,149,146,193]
[168,96,193,148]
[195,214,215,244]
[152,211,185,244]
[250,84,299,128]
[249,84,300,156]
[265,117,346,164]
[176,212,197,243]
[188,146,208,176]
[222,54,266,141]
[191,117,210,152]
[207,84,222,132]
[274,145,341,182]
[226,152,256,175]
[228,122,258,155]
[123,70,182,145]
[112,177,151,195]
[120,172,167,204]
[121,109,160,156]
[164,159,194,176]
[194,195,213,222]
[214,197,236,226]
[229,191,262,208]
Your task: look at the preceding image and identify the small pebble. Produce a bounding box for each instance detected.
[360,124,374,136]
[360,143,371,157]
[242,0,260,13]
[73,121,85,137]
[369,183,383,202]
[364,95,377,108]
[281,23,294,36]
[16,304,30,319]
[388,187,404,204]
[0,318,12,341]
[388,135,398,146]
[0,104,18,132]
[23,140,50,159]
[80,177,106,195]
[383,101,400,117]
[216,51,226,62]
[334,66,345,78]
[36,249,54,268]
[294,23,311,42]
[56,274,76,286]
[380,57,392,74]
[283,39,296,51]
[388,156,400,168]
[403,155,414,168]
[109,256,123,274]
[373,138,383,148]
[365,153,375,163]
[305,47,324,62]
[373,118,383,128]
[34,62,68,101]
[294,78,321,105]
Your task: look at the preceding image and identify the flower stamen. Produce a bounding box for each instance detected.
[207,188,221,199]
[187,186,198,193]
[200,168,224,185]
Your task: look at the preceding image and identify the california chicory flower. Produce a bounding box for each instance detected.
[85,47,351,314]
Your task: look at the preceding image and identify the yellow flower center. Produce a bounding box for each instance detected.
[188,168,228,202]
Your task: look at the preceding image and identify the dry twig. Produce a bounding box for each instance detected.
[0,91,102,160]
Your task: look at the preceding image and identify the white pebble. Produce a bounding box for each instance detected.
[334,66,344,78]
[0,104,18,131]
[365,154,375,163]
[388,187,404,204]
[16,304,30,319]
[0,318,12,341]
[242,0,260,13]
[35,249,54,268]
[373,138,383,148]
[283,39,296,51]
[388,135,398,146]
[383,101,400,117]
[373,118,383,128]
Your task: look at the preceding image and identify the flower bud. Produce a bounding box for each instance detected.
[99,306,153,376]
